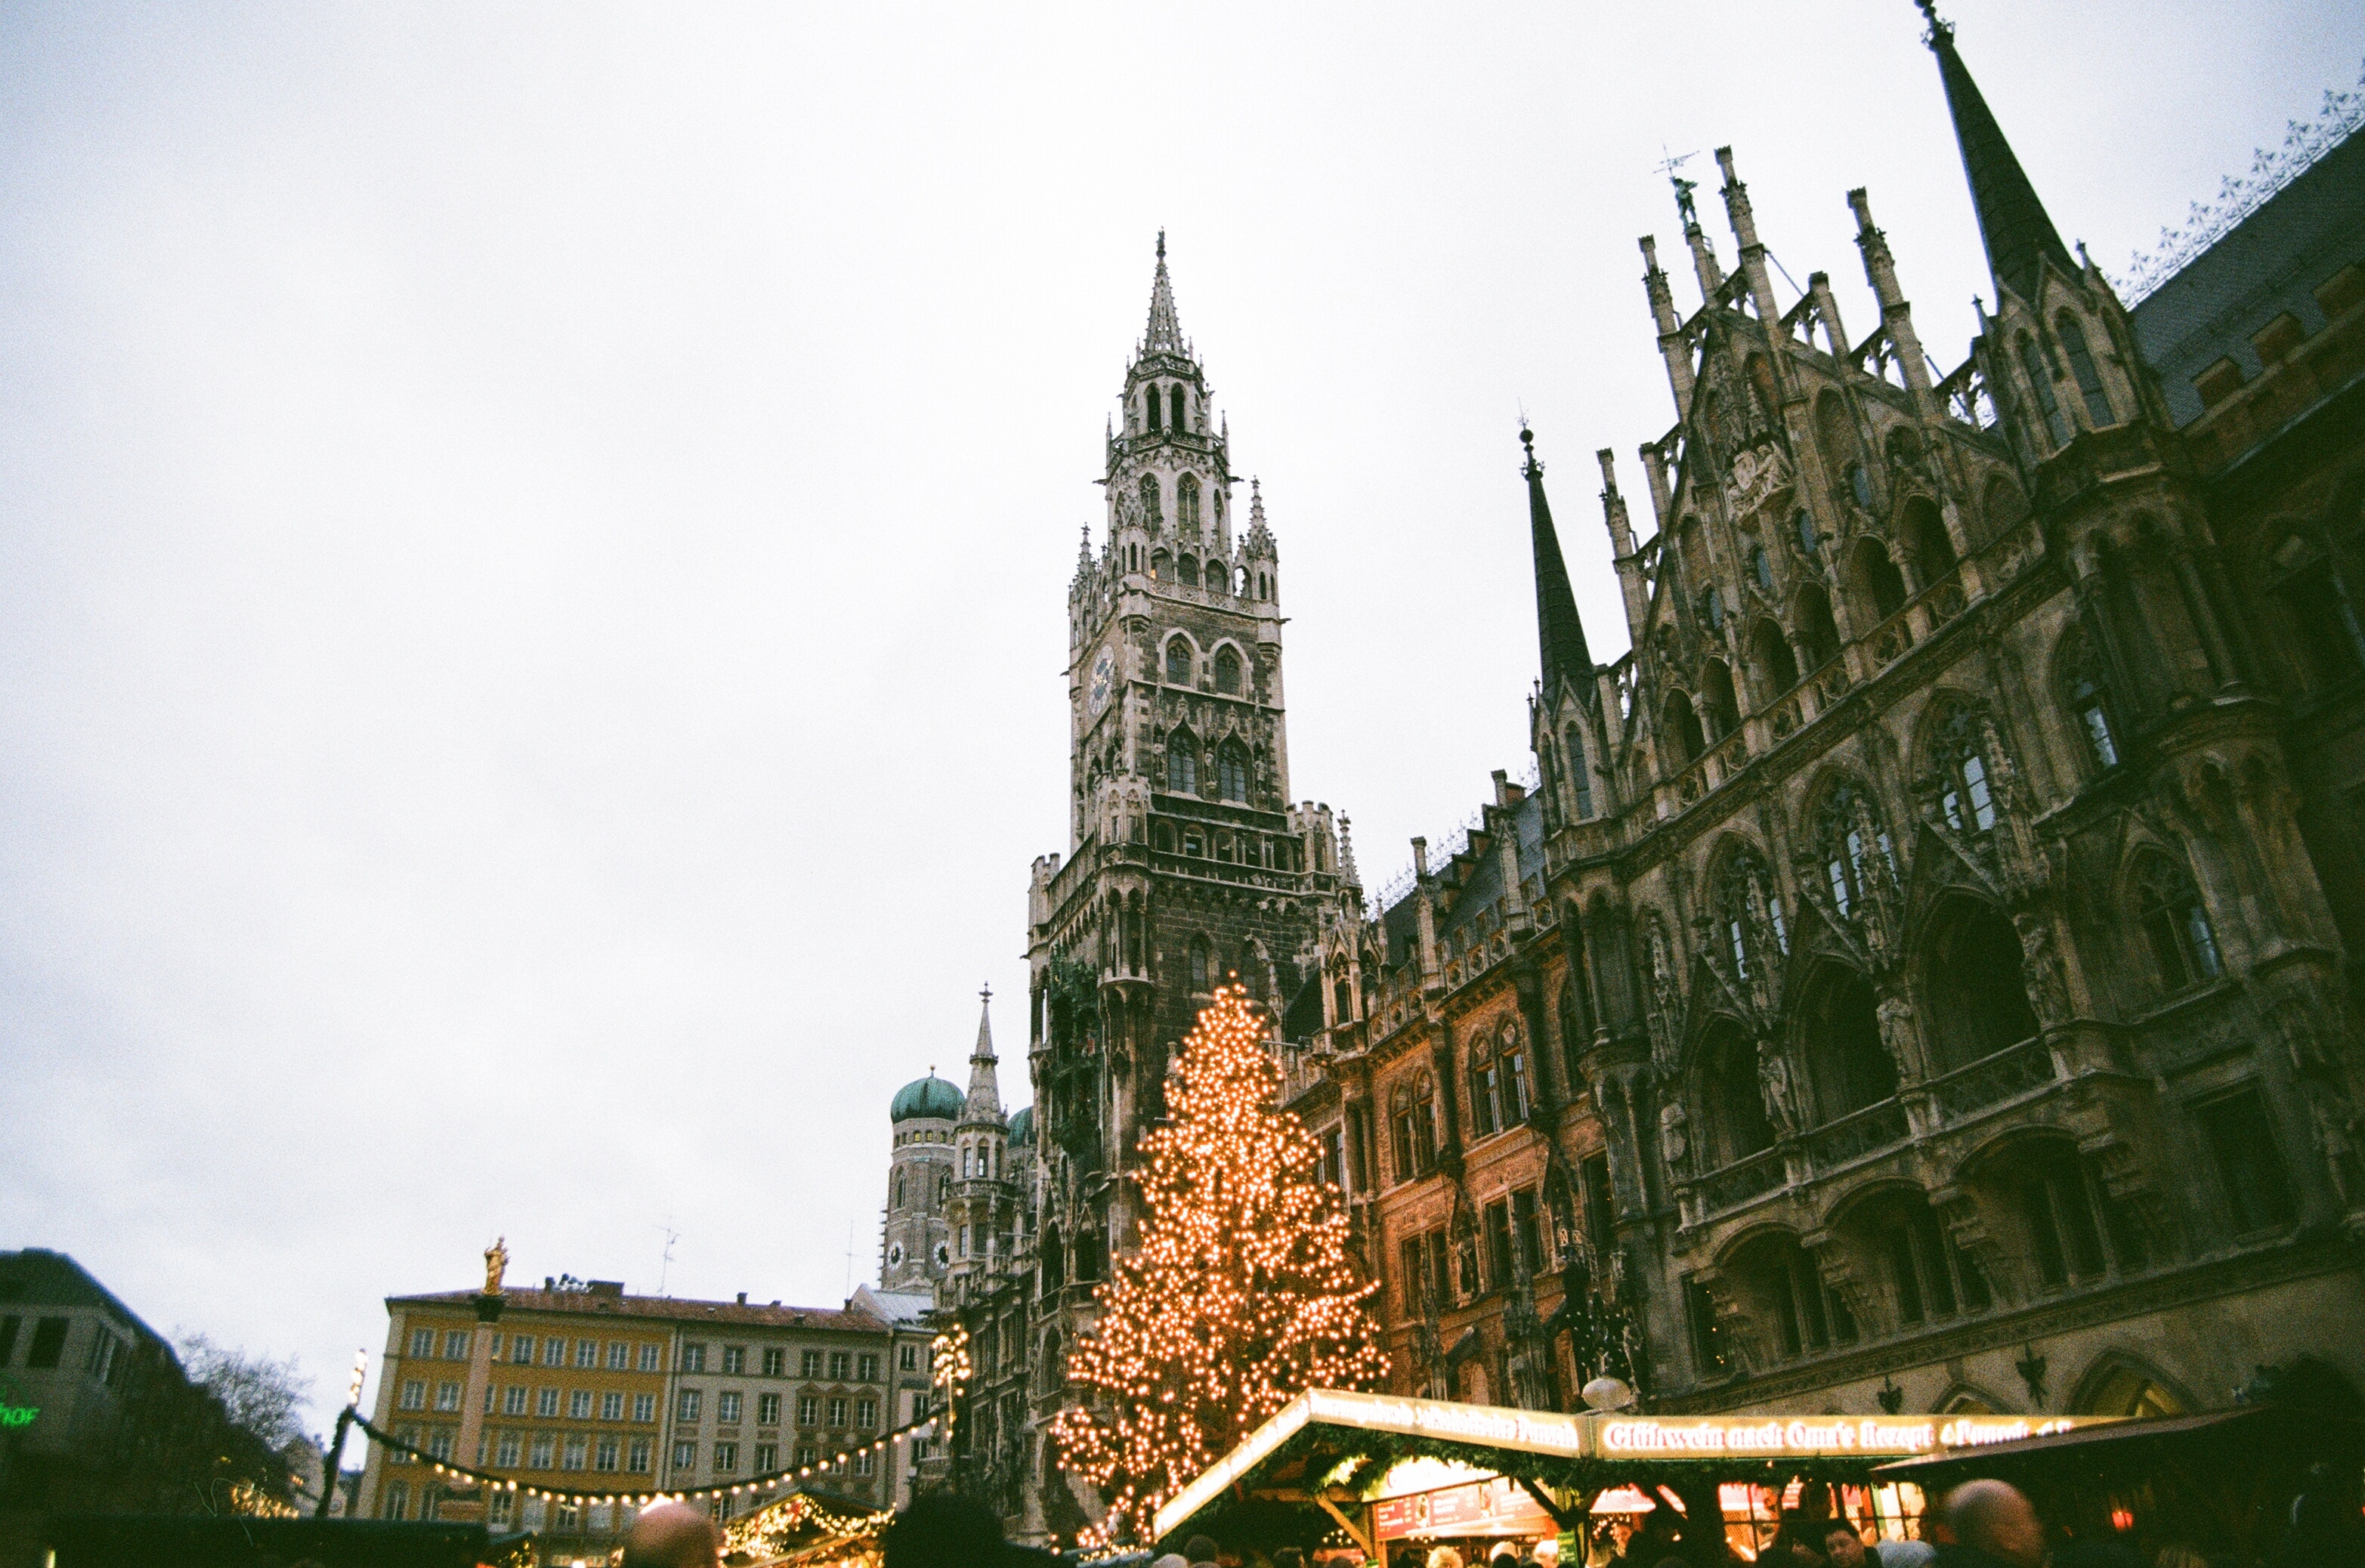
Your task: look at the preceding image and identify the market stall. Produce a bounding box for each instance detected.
[1874,1403,2365,1562]
[719,1486,898,1568]
[1150,1389,2118,1563]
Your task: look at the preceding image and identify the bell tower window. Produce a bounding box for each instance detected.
[1164,638,1193,685]
[1138,475,1162,530]
[1177,474,1201,533]
[1166,735,1198,795]
[1215,741,1248,803]
[1145,385,1162,432]
[1170,385,1186,431]
[1213,646,1241,694]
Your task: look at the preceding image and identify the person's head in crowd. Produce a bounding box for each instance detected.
[1936,1480,2047,1568]
[620,1502,721,1568]
[1185,1534,1223,1568]
[1272,1550,1306,1568]
[1821,1518,1872,1568]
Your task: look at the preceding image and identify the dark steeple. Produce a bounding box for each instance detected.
[1919,2,2076,303]
[1523,426,1594,700]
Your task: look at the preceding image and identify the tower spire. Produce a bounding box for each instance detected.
[963,984,1002,1120]
[1918,1,2075,302]
[1522,426,1594,701]
[1143,230,1185,355]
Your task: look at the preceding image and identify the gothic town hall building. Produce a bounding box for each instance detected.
[908,15,2365,1543]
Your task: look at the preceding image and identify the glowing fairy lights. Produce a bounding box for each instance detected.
[1050,985,1389,1543]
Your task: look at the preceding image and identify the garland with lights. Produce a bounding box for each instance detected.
[355,1406,940,1509]
[1050,984,1390,1545]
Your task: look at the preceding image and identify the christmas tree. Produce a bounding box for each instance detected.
[1050,984,1389,1542]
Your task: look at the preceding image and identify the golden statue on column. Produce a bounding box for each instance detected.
[483,1236,509,1295]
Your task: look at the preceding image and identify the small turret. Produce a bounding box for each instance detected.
[1640,237,1695,414]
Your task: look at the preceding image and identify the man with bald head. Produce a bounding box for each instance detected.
[621,1500,722,1568]
[1931,1480,2047,1568]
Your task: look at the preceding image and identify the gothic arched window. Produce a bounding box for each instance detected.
[1189,935,1210,991]
[1170,384,1187,432]
[1467,1035,1502,1140]
[1851,538,1909,623]
[1702,660,1741,741]
[1921,898,2040,1070]
[1145,384,1162,433]
[1138,473,1162,527]
[2061,630,2120,770]
[1204,558,1227,594]
[1797,583,1842,672]
[1665,691,1705,766]
[1176,554,1199,588]
[1801,966,1897,1120]
[1750,620,1799,701]
[1794,508,1819,558]
[1148,548,1170,580]
[1164,637,1193,685]
[1814,781,1894,920]
[1166,733,1198,796]
[1705,1023,1775,1164]
[1749,544,1776,595]
[1213,645,1241,695]
[2135,855,2222,994]
[1903,496,1956,583]
[1215,740,1248,803]
[1176,473,1201,532]
[1389,1073,1437,1182]
[1715,845,1786,979]
[1936,709,1999,834]
[1501,1025,1531,1125]
[894,1171,905,1208]
[1563,725,1593,818]
[2017,334,2072,448]
[2057,313,2115,427]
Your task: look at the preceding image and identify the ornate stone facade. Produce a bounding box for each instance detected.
[1291,16,2365,1427]
[914,23,2365,1543]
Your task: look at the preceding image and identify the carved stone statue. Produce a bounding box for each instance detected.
[483,1236,509,1296]
[1875,991,1915,1071]
[1659,1100,1690,1171]
[1757,1044,1801,1138]
[2014,911,2071,1025]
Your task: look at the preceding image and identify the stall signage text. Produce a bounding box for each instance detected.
[1600,1418,1942,1458]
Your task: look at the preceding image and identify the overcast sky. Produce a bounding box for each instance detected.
[4,2,2358,1437]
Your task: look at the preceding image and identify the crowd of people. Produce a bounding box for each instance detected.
[604,1471,2360,1568]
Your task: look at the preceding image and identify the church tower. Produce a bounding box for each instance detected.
[944,988,1017,1301]
[1015,234,1362,1535]
[880,1065,960,1293]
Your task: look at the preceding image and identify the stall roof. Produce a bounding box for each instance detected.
[1874,1404,2365,1480]
[1152,1390,2119,1542]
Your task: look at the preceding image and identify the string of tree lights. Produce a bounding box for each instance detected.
[354,1406,942,1509]
[1050,985,1390,1545]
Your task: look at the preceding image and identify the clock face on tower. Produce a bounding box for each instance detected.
[1089,645,1116,715]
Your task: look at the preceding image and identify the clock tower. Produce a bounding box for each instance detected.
[1019,240,1360,1521]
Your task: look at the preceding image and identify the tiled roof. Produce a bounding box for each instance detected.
[386,1288,888,1334]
